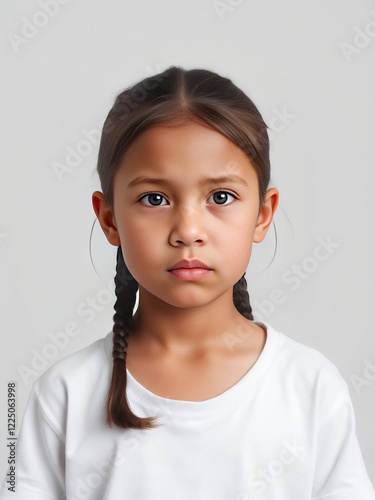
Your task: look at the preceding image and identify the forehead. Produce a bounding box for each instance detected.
[116,120,258,185]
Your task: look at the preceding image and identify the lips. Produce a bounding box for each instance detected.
[168,259,211,271]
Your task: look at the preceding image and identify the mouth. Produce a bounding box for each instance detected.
[167,259,212,271]
[167,259,213,281]
[168,267,212,280]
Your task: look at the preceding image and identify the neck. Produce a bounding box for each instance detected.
[129,285,254,357]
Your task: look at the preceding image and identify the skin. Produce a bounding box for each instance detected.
[92,120,279,400]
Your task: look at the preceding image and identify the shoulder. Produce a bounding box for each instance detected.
[29,332,113,434]
[264,321,348,393]
[34,332,112,392]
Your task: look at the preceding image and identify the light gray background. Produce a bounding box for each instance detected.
[1,0,374,484]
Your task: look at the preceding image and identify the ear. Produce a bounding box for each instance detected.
[253,187,279,243]
[91,191,121,246]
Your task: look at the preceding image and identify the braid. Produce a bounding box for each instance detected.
[106,246,160,429]
[233,273,254,321]
[107,251,253,429]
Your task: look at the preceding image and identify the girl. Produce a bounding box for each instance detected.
[1,66,374,500]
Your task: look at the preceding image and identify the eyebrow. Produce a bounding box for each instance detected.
[127,174,248,188]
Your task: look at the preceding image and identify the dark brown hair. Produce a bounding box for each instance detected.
[95,65,272,430]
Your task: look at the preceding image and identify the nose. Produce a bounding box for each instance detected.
[169,204,208,247]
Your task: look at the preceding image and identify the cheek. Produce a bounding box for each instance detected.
[220,219,253,264]
[118,213,149,244]
[225,232,252,260]
[119,224,160,275]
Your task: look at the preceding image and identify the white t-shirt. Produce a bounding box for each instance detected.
[1,320,374,500]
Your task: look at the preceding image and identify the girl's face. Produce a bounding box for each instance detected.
[93,120,278,309]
